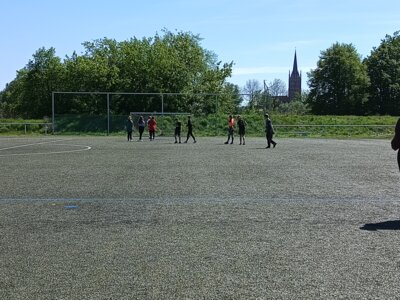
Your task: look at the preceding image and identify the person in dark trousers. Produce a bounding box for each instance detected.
[174,118,182,143]
[148,116,157,141]
[126,115,133,141]
[147,115,152,140]
[137,116,145,141]
[224,115,235,144]
[265,113,277,148]
[391,117,400,171]
[184,115,196,143]
[237,115,246,145]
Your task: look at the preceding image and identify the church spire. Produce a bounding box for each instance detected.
[288,50,301,101]
[292,50,299,76]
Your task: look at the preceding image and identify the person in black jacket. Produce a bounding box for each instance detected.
[265,113,277,148]
[174,118,182,144]
[184,116,196,143]
[391,118,400,171]
[237,115,246,145]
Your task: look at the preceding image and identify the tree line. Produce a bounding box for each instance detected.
[308,31,400,115]
[0,29,239,119]
[1,29,400,118]
[236,30,400,116]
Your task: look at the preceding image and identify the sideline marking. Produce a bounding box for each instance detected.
[0,139,91,157]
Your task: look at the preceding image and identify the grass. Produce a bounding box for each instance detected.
[1,113,398,138]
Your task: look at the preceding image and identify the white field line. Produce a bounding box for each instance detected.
[0,139,91,157]
[0,139,67,151]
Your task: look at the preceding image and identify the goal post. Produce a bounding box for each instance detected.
[52,91,221,135]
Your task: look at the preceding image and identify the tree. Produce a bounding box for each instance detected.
[268,79,287,97]
[217,82,242,113]
[1,29,235,118]
[277,90,310,115]
[243,79,263,108]
[267,78,287,110]
[365,31,400,115]
[1,47,64,118]
[307,43,369,115]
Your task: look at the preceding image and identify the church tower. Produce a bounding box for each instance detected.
[288,51,301,101]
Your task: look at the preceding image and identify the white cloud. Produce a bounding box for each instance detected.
[233,66,288,76]
[233,65,316,76]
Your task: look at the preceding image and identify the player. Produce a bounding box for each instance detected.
[391,118,400,170]
[137,116,145,141]
[148,116,157,141]
[265,113,277,148]
[184,115,196,143]
[237,115,247,145]
[224,115,235,144]
[174,118,182,144]
[126,115,133,141]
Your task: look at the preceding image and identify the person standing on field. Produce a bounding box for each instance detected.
[237,115,246,145]
[184,115,196,143]
[126,115,133,141]
[148,116,157,141]
[174,118,182,144]
[147,115,152,140]
[137,116,145,141]
[224,115,235,144]
[265,113,277,148]
[391,117,400,171]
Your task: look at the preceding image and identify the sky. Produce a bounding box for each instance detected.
[1,0,400,92]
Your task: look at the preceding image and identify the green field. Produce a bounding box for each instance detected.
[1,136,399,299]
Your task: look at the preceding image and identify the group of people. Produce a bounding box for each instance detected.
[223,113,276,148]
[126,115,196,143]
[127,114,400,169]
[126,113,277,148]
[173,115,196,144]
[126,115,153,141]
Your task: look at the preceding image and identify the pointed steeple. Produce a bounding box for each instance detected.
[288,50,301,101]
[292,50,299,76]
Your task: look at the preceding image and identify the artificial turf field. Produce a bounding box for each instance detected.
[1,136,400,299]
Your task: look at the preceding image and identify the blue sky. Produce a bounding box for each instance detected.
[1,0,399,92]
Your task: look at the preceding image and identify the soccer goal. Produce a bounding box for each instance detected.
[52,91,220,135]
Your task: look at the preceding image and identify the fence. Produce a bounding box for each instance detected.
[51,92,223,135]
[274,124,394,137]
[0,122,52,134]
[0,122,394,137]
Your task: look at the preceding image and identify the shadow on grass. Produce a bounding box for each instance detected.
[360,220,400,231]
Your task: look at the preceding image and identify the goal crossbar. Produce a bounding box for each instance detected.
[130,112,190,116]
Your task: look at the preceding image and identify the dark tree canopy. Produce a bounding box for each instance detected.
[365,31,400,115]
[307,43,369,115]
[0,29,237,118]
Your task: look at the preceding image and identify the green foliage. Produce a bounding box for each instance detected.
[276,100,310,115]
[1,48,64,118]
[365,31,400,115]
[307,43,369,115]
[1,29,236,119]
[3,29,400,118]
[0,118,51,135]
